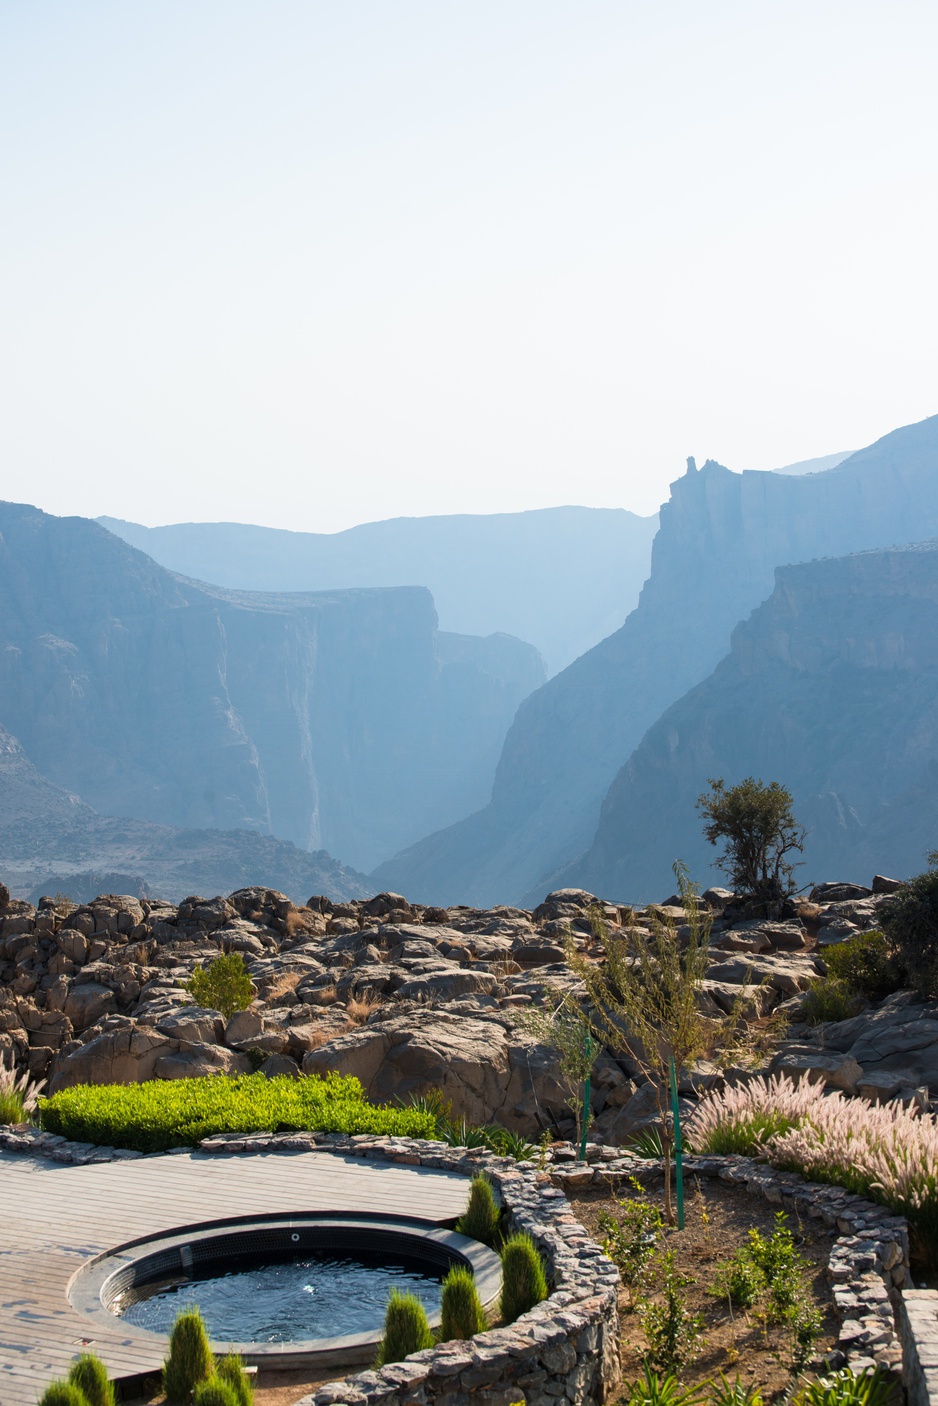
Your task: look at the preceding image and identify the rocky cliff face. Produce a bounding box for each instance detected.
[0,503,545,872]
[373,413,938,906]
[99,506,658,676]
[566,542,938,900]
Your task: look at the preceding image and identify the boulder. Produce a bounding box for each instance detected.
[48,1027,179,1091]
[156,1006,226,1044]
[810,883,872,903]
[63,981,117,1031]
[257,1052,301,1078]
[393,970,499,1002]
[871,875,904,895]
[770,1049,864,1095]
[153,1043,253,1079]
[224,1008,265,1046]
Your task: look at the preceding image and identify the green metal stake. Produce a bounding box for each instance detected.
[669,1055,685,1230]
[579,1031,592,1162]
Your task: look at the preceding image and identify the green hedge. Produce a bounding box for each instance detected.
[38,1073,437,1152]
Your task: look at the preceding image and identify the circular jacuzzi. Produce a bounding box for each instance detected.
[69,1212,502,1368]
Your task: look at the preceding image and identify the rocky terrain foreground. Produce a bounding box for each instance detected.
[2,880,936,1137]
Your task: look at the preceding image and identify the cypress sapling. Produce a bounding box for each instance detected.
[192,1381,240,1406]
[163,1306,214,1404]
[216,1354,254,1406]
[500,1232,548,1323]
[375,1289,434,1367]
[38,1385,90,1406]
[440,1265,487,1341]
[455,1173,500,1247]
[68,1353,115,1406]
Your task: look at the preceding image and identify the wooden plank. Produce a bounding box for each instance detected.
[0,1149,470,1405]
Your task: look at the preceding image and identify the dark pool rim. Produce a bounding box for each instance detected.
[68,1212,502,1369]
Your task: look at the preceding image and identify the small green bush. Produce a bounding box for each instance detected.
[623,1364,707,1406]
[375,1289,434,1367]
[793,1367,892,1406]
[801,977,864,1025]
[216,1354,253,1406]
[708,1375,762,1406]
[456,1173,501,1246]
[38,1072,436,1152]
[713,1251,764,1309]
[192,1381,239,1406]
[597,1178,663,1309]
[440,1265,487,1341]
[38,1385,89,1406]
[822,929,904,999]
[68,1353,115,1406]
[163,1306,214,1404]
[499,1232,548,1323]
[639,1250,705,1374]
[880,859,938,998]
[186,952,255,1019]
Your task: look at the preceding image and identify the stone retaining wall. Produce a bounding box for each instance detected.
[0,1124,925,1402]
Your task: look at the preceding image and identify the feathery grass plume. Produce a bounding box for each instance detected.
[375,1289,434,1367]
[68,1353,115,1406]
[38,1384,90,1406]
[440,1265,487,1340]
[684,1072,825,1156]
[192,1380,240,1406]
[499,1232,548,1323]
[163,1306,214,1404]
[455,1173,500,1246]
[216,1354,254,1406]
[0,1052,44,1124]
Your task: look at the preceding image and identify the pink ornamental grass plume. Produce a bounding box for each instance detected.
[684,1072,826,1156]
[0,1053,44,1124]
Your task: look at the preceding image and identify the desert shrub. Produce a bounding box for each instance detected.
[822,929,904,999]
[623,1365,707,1406]
[716,1212,813,1329]
[216,1355,253,1406]
[793,1367,892,1406]
[801,978,864,1025]
[880,858,938,998]
[163,1307,214,1404]
[697,776,805,912]
[186,952,255,1019]
[596,1178,663,1309]
[713,1249,764,1309]
[629,1126,666,1159]
[38,1072,436,1152]
[483,1125,538,1160]
[639,1250,705,1374]
[38,1385,89,1406]
[499,1233,548,1322]
[374,1289,434,1366]
[440,1265,487,1340]
[0,1053,44,1124]
[192,1382,239,1406]
[68,1353,115,1406]
[456,1174,501,1246]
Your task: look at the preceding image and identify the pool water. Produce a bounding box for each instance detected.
[118,1250,443,1342]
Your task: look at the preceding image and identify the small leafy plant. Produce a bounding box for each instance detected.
[624,1364,707,1406]
[596,1177,663,1309]
[639,1250,705,1374]
[793,1367,892,1406]
[216,1354,254,1406]
[821,930,903,999]
[186,952,255,1019]
[707,1375,763,1406]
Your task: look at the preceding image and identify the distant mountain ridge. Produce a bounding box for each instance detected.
[373,413,938,906]
[0,502,544,872]
[98,506,659,676]
[560,541,938,900]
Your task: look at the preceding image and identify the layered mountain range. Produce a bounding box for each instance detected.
[374,414,938,905]
[0,503,543,886]
[99,506,659,676]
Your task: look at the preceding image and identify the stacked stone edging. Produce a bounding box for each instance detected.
[900,1292,938,1406]
[0,1125,923,1401]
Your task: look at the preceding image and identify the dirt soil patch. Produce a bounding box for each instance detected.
[570,1172,839,1400]
[125,1361,355,1406]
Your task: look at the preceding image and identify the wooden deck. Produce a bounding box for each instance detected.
[0,1148,471,1406]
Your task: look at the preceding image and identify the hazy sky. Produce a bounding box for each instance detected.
[2,2,936,531]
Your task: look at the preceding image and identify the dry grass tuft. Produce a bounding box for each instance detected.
[346,991,381,1025]
[263,971,302,1003]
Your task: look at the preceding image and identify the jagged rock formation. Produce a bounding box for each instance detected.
[0,502,545,871]
[99,506,659,677]
[374,413,938,906]
[0,722,370,903]
[563,542,938,900]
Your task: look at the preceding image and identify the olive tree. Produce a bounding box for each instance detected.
[697,776,805,914]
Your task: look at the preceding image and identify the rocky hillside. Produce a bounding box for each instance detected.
[373,413,938,906]
[100,506,659,677]
[0,722,370,904]
[3,878,935,1140]
[563,542,938,900]
[0,502,545,872]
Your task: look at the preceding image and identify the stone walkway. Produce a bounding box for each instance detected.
[0,1147,471,1406]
